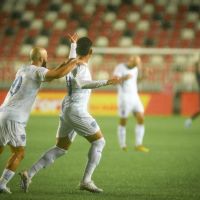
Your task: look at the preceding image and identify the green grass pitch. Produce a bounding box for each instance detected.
[0,115,200,200]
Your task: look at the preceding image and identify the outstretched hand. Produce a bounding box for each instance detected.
[67,33,79,43]
[107,77,122,85]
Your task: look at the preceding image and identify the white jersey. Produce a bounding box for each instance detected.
[0,65,48,124]
[114,63,139,98]
[61,63,107,114]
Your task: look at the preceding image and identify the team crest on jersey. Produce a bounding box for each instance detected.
[20,134,26,142]
[91,121,97,128]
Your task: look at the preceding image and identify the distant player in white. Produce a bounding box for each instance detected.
[0,38,79,194]
[19,37,120,193]
[113,56,149,153]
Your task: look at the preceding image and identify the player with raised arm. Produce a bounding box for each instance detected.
[19,36,120,193]
[0,35,80,194]
[113,56,149,153]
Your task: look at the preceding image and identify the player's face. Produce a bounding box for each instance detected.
[128,57,137,68]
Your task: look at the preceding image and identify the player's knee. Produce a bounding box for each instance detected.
[93,137,106,152]
[15,149,25,160]
[0,147,4,154]
[120,118,127,126]
[138,118,144,124]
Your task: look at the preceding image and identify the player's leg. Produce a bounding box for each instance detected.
[20,117,76,192]
[80,130,105,193]
[0,146,4,155]
[117,102,129,150]
[0,146,25,194]
[134,112,149,152]
[0,119,26,194]
[185,110,200,128]
[118,118,128,150]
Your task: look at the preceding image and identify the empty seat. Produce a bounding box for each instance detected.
[113,19,126,31]
[45,11,57,22]
[22,11,34,21]
[166,4,178,14]
[30,19,43,30]
[54,19,67,30]
[150,55,164,66]
[137,20,150,31]
[56,45,69,57]
[95,36,109,47]
[20,44,32,56]
[174,55,188,65]
[103,12,116,22]
[186,12,199,22]
[84,4,96,15]
[60,3,72,13]
[126,12,140,22]
[142,4,154,14]
[76,27,88,37]
[181,28,195,40]
[118,36,132,47]
[35,36,49,47]
[134,0,144,7]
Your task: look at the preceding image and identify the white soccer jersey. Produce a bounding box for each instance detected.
[113,63,144,116]
[58,63,107,136]
[62,63,107,112]
[0,65,48,124]
[114,63,139,97]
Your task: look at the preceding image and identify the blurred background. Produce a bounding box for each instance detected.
[0,0,200,116]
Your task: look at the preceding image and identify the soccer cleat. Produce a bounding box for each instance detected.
[79,180,103,193]
[185,118,192,128]
[135,145,149,153]
[19,171,31,193]
[122,146,128,152]
[0,186,11,194]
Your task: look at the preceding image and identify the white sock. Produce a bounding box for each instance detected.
[82,137,105,183]
[28,146,66,179]
[135,124,145,146]
[118,125,126,148]
[0,168,15,188]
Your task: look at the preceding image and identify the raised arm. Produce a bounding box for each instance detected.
[68,33,78,59]
[45,58,79,81]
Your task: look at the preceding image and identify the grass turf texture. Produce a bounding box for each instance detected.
[0,115,200,200]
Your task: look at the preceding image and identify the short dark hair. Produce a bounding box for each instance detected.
[76,37,92,56]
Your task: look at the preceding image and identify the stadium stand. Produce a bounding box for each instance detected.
[0,0,199,91]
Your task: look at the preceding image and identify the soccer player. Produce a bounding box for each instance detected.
[113,55,149,152]
[0,37,80,194]
[185,62,200,127]
[19,37,120,193]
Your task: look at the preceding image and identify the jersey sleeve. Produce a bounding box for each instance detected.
[69,43,77,59]
[35,67,49,81]
[113,64,123,77]
[75,66,108,89]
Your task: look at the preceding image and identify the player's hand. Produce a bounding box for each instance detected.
[107,77,122,85]
[123,74,132,81]
[67,33,78,43]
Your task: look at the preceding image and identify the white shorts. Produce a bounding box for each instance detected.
[56,109,100,140]
[0,116,26,147]
[118,96,144,118]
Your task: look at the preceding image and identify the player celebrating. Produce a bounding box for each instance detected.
[19,37,120,193]
[113,56,149,153]
[0,36,80,194]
